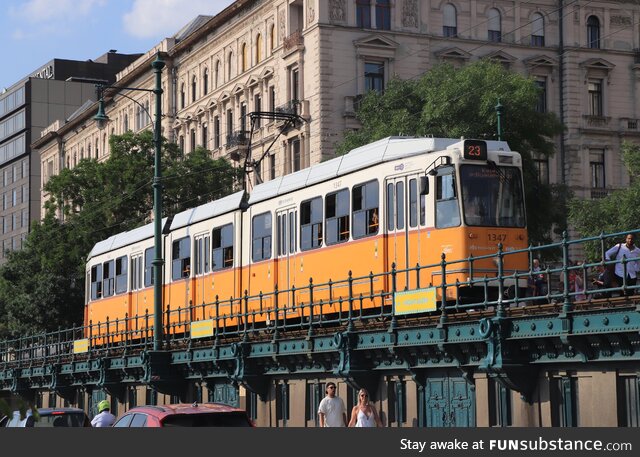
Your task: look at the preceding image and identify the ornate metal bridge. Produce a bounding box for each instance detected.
[1,230,639,419]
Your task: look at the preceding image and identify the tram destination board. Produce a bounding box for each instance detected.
[463,139,487,161]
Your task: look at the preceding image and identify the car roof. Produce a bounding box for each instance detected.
[123,402,246,419]
[37,407,86,415]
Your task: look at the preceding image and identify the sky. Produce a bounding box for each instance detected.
[0,0,235,90]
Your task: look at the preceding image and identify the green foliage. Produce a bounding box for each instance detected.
[0,132,240,338]
[337,60,566,245]
[569,142,640,260]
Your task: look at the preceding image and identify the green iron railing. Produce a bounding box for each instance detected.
[1,229,638,369]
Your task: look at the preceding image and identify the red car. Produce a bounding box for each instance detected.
[112,402,254,427]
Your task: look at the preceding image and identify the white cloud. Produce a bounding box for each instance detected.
[10,0,106,23]
[123,0,232,39]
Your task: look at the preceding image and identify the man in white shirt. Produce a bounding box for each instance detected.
[91,400,116,427]
[605,233,640,296]
[317,382,347,427]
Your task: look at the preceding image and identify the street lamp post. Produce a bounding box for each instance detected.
[94,53,166,351]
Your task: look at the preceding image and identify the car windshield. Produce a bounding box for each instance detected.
[38,413,87,427]
[161,412,252,427]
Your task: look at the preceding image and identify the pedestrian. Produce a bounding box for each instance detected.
[348,388,382,427]
[528,258,547,298]
[605,233,640,296]
[91,400,116,427]
[318,382,347,427]
[573,261,586,301]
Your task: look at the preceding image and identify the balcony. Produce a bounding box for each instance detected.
[590,188,609,199]
[283,30,304,55]
[275,100,301,116]
[225,129,250,161]
[581,115,611,132]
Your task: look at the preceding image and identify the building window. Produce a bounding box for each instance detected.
[531,13,545,46]
[300,197,323,251]
[587,15,600,49]
[203,68,209,95]
[356,0,371,28]
[270,24,276,52]
[305,383,324,425]
[256,33,263,63]
[226,109,234,141]
[227,52,233,80]
[291,138,301,172]
[179,135,185,153]
[247,390,258,422]
[254,94,262,128]
[269,154,276,180]
[240,102,247,132]
[376,0,391,30]
[388,379,407,425]
[489,379,512,427]
[588,80,603,116]
[214,116,220,149]
[443,4,457,37]
[365,62,385,93]
[241,43,248,72]
[190,129,196,152]
[269,86,276,116]
[290,67,300,104]
[617,375,640,427]
[191,76,197,103]
[202,124,208,148]
[590,149,605,188]
[534,155,549,185]
[535,79,547,113]
[123,114,129,132]
[276,383,290,423]
[488,8,501,42]
[215,61,220,88]
[550,376,578,427]
[180,84,186,109]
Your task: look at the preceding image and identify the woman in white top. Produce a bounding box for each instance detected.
[348,388,382,427]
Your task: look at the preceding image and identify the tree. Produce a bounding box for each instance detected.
[568,142,640,259]
[0,132,241,338]
[337,60,566,245]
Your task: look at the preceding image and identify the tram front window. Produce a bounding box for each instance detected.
[460,165,525,227]
[436,168,461,228]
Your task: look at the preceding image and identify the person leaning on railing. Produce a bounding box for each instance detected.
[605,233,640,297]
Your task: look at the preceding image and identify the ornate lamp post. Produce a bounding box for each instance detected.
[94,53,166,351]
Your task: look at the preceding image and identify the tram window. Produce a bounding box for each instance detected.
[289,212,296,254]
[115,255,128,294]
[396,181,405,230]
[130,256,142,291]
[409,179,418,228]
[252,212,272,262]
[386,183,395,231]
[301,197,323,251]
[90,264,102,300]
[326,189,350,245]
[144,247,153,287]
[353,180,379,239]
[435,170,461,228]
[212,224,233,271]
[103,260,115,298]
[172,236,191,280]
[277,214,286,256]
[195,235,211,275]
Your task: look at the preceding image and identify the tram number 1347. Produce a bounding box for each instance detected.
[487,233,507,242]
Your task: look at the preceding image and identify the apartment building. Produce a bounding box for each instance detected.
[0,51,141,260]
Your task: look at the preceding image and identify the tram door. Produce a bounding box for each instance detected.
[275,207,298,308]
[385,174,422,291]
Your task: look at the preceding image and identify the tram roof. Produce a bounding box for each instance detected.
[248,136,511,205]
[169,190,246,231]
[88,217,169,260]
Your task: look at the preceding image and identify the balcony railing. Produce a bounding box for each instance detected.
[275,100,301,116]
[226,130,250,148]
[590,188,609,199]
[283,30,303,52]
